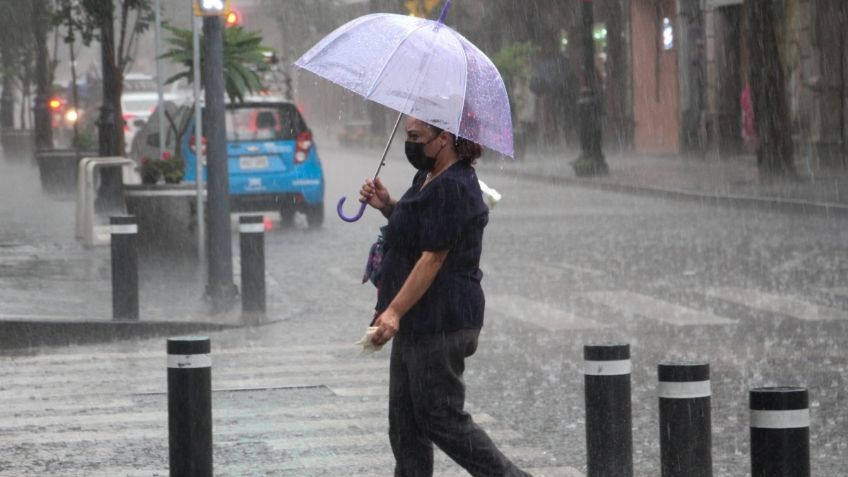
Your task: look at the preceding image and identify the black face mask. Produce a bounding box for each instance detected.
[404,136,443,171]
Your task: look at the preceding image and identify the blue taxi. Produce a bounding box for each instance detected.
[180,98,325,227]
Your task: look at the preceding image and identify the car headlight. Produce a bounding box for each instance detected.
[64,109,79,124]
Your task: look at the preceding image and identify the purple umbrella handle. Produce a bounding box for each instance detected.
[337,197,367,222]
[436,0,452,23]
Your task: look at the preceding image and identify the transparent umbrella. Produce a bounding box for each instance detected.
[294,0,513,222]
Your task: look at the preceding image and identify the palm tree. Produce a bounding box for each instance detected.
[161,24,270,103]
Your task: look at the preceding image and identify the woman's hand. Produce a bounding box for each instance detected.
[371,308,400,346]
[359,177,391,213]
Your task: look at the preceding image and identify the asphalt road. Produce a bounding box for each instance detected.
[0,139,846,476]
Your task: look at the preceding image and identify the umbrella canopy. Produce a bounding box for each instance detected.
[295,11,513,158]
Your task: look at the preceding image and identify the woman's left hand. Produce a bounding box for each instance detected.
[371,309,400,346]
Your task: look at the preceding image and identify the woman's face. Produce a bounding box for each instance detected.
[405,118,442,156]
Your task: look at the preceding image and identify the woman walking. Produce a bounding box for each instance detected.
[360,117,532,477]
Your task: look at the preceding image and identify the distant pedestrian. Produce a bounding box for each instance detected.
[359,116,533,477]
[530,40,578,149]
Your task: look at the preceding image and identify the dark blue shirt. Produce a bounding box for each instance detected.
[376,161,489,334]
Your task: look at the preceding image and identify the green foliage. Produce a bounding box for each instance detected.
[54,0,154,73]
[493,41,536,86]
[161,24,271,103]
[138,151,185,184]
[73,126,98,151]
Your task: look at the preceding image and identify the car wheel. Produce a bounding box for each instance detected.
[279,204,295,228]
[305,203,324,229]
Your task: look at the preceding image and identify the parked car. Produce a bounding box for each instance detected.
[130,96,325,228]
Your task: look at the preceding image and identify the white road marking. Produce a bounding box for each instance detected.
[487,294,604,331]
[704,287,847,322]
[583,290,736,326]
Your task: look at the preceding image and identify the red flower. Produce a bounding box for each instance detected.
[162,151,172,161]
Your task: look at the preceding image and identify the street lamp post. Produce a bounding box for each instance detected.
[574,0,608,177]
[197,0,237,311]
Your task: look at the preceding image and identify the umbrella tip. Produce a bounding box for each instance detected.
[436,0,452,24]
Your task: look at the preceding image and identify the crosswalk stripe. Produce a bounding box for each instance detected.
[487,294,604,331]
[0,342,577,475]
[704,287,847,322]
[0,359,388,387]
[0,373,388,401]
[582,290,736,326]
[828,287,848,298]
[0,343,358,367]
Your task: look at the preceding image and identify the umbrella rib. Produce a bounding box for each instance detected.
[364,21,434,101]
[455,38,470,140]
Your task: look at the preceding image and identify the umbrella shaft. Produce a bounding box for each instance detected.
[374,112,404,179]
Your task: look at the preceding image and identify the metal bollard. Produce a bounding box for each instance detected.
[168,336,213,477]
[583,343,633,477]
[110,215,138,321]
[658,362,712,477]
[239,215,266,316]
[750,387,810,477]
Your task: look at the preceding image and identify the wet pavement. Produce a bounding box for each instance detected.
[1,140,847,475]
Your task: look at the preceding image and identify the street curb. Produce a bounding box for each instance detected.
[0,319,241,352]
[491,169,848,219]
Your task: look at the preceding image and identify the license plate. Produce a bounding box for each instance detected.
[239,155,269,170]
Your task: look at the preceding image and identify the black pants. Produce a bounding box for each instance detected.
[389,329,532,477]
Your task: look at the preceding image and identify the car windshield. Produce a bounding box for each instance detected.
[224,104,304,141]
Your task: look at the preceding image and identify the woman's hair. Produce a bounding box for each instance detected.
[427,125,483,165]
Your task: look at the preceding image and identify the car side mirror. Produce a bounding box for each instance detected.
[146,133,160,147]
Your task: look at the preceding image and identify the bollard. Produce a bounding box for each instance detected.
[658,362,712,477]
[750,387,810,477]
[168,336,213,477]
[583,343,633,477]
[239,215,266,317]
[110,215,138,321]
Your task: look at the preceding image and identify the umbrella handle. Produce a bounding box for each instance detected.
[337,197,367,222]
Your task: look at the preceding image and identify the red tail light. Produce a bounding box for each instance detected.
[294,131,313,164]
[189,135,207,156]
[123,113,134,132]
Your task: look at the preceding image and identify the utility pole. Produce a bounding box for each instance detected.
[573,0,608,177]
[198,1,238,311]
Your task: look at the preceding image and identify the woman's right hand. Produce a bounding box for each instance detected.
[359,177,391,212]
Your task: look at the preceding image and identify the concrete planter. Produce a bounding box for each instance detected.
[0,129,34,162]
[124,183,205,260]
[36,149,98,198]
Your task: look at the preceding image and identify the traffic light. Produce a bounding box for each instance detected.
[405,0,440,18]
[48,97,63,111]
[225,8,241,27]
[193,0,231,16]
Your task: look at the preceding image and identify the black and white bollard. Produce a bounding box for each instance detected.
[239,215,266,317]
[750,387,810,477]
[168,336,213,477]
[110,215,138,321]
[583,343,633,477]
[658,362,712,477]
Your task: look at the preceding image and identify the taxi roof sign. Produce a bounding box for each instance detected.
[193,0,231,16]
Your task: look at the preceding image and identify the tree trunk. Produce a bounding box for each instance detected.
[32,0,53,150]
[748,0,796,179]
[0,49,15,130]
[98,1,124,157]
[96,0,125,212]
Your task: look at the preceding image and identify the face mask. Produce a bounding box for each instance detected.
[405,135,443,171]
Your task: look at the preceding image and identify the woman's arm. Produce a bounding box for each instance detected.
[371,249,449,345]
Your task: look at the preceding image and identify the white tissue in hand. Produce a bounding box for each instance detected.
[478,180,502,209]
[356,326,383,355]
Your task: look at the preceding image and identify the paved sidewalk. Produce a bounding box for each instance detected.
[477,148,848,217]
